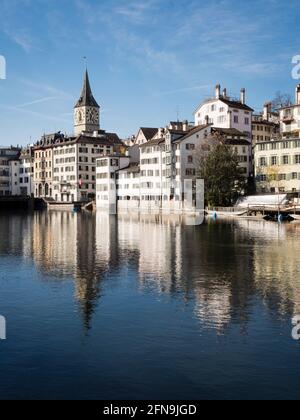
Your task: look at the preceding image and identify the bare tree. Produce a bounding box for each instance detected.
[271,91,292,112]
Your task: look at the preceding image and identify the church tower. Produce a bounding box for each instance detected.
[74,70,100,136]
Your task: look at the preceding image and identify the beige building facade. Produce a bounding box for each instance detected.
[255,137,300,193]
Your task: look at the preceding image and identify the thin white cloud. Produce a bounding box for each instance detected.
[114,0,158,22]
[18,78,73,99]
[153,85,212,97]
[16,96,58,108]
[0,103,71,124]
[3,28,35,53]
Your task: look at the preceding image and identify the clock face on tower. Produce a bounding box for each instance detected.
[74,106,100,134]
[86,107,99,124]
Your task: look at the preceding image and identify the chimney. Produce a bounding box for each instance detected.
[296,84,300,105]
[215,84,221,99]
[183,120,189,131]
[263,102,271,121]
[222,88,227,99]
[240,88,246,105]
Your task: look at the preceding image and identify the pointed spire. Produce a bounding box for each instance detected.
[75,70,99,108]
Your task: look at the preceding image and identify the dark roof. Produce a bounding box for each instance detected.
[220,98,254,112]
[212,127,248,137]
[74,70,99,109]
[140,138,165,148]
[118,163,140,174]
[76,132,123,146]
[226,139,251,146]
[168,129,187,135]
[212,127,251,145]
[174,124,212,142]
[195,97,254,113]
[34,131,123,149]
[140,127,158,141]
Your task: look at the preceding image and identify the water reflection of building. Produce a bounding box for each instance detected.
[250,222,300,316]
[5,211,300,333]
[115,215,250,333]
[29,212,115,329]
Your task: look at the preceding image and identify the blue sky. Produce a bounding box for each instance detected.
[0,0,300,146]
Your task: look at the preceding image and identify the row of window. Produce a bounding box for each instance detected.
[257,140,300,151]
[53,176,76,182]
[96,158,119,167]
[117,195,190,202]
[19,168,33,174]
[253,135,272,142]
[198,107,250,116]
[258,155,300,166]
[53,183,96,190]
[257,173,300,182]
[19,177,30,184]
[35,172,52,179]
[53,148,76,155]
[35,161,52,169]
[252,125,274,133]
[55,157,76,164]
[141,158,159,165]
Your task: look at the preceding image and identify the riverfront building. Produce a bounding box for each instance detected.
[254,137,300,194]
[0,147,21,196]
[252,103,280,145]
[19,146,34,196]
[33,71,123,202]
[279,84,300,138]
[255,86,300,194]
[194,84,254,142]
[96,122,251,213]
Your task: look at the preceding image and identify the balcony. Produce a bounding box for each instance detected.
[282,115,294,123]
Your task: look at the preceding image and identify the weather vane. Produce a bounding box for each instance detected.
[83,56,87,69]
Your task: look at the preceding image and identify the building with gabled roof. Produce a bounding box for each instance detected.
[134,127,159,146]
[194,84,254,142]
[33,70,124,202]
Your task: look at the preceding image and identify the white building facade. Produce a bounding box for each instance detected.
[96,123,211,214]
[279,85,300,137]
[19,147,34,196]
[194,84,253,141]
[52,133,121,202]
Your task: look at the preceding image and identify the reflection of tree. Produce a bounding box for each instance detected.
[3,211,300,335]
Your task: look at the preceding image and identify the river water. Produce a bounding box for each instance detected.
[0,211,300,400]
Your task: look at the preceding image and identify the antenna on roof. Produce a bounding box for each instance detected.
[176,106,180,122]
[83,56,87,70]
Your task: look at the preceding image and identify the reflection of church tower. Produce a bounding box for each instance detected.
[74,70,100,136]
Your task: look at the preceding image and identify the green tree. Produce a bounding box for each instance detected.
[198,143,247,207]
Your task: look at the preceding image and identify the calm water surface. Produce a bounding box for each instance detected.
[0,211,300,400]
